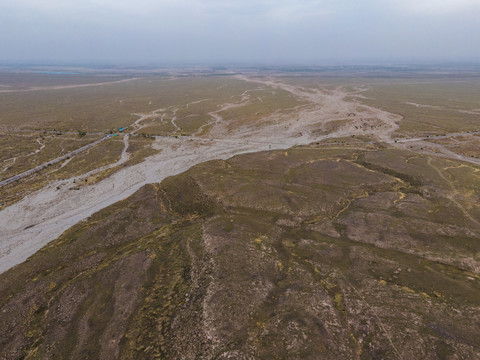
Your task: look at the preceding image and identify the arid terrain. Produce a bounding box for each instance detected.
[0,66,479,359]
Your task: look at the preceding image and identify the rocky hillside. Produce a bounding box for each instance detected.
[1,142,479,359]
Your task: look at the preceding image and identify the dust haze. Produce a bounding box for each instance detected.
[1,0,480,64]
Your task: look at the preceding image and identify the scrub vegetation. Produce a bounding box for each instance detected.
[1,68,480,359]
[1,143,480,359]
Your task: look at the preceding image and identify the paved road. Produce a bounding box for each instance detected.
[0,128,106,136]
[0,136,111,187]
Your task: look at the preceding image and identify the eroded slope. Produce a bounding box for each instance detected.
[1,144,479,359]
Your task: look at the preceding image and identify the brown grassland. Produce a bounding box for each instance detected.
[0,69,479,359]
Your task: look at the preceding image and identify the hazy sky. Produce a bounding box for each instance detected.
[1,0,480,64]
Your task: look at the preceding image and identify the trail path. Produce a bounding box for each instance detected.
[31,138,45,156]
[170,109,180,131]
[0,75,477,273]
[1,157,16,173]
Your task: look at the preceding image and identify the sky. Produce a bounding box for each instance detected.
[1,0,480,65]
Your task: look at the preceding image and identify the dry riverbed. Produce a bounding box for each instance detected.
[0,75,475,273]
